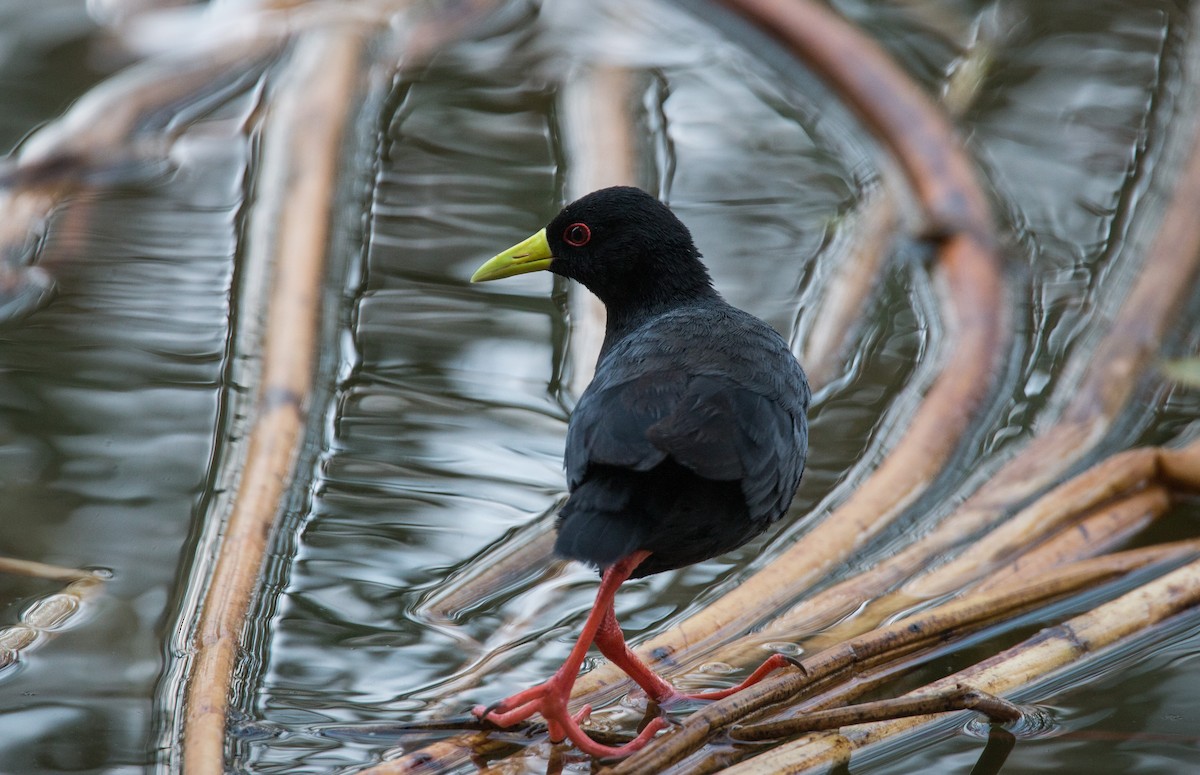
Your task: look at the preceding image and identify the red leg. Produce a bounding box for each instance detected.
[593,607,796,703]
[593,604,679,702]
[474,550,666,758]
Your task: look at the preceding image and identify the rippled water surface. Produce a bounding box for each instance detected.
[1,0,1199,773]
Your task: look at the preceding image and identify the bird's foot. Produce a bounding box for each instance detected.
[473,679,554,728]
[474,677,667,758]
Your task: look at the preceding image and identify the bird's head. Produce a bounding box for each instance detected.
[472,187,714,311]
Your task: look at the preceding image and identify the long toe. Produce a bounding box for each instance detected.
[679,653,797,701]
[561,716,668,759]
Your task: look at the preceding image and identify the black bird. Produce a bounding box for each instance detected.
[469,187,810,757]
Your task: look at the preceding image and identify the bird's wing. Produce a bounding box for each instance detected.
[646,373,807,524]
[565,370,807,524]
[564,369,689,485]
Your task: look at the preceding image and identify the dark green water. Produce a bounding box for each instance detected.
[1,1,1198,773]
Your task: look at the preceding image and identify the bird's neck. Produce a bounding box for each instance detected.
[599,284,722,356]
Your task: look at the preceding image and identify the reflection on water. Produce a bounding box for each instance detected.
[0,0,1198,773]
[0,6,252,769]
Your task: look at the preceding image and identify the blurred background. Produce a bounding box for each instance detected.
[1,0,1198,773]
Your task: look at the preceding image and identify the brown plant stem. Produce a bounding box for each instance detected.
[971,486,1169,594]
[728,683,1020,741]
[798,187,900,388]
[179,20,370,773]
[800,0,1003,386]
[415,515,561,623]
[720,0,992,235]
[608,539,1200,774]
[173,3,508,772]
[795,446,1189,653]
[719,555,1200,774]
[739,98,1200,643]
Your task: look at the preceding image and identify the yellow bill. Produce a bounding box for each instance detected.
[471,228,553,282]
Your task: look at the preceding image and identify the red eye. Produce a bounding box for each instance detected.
[563,222,591,247]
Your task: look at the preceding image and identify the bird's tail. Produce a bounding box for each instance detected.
[554,476,647,570]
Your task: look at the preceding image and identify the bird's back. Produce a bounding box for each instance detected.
[556,299,810,577]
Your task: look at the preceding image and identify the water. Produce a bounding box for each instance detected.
[1,0,1198,773]
[0,6,246,773]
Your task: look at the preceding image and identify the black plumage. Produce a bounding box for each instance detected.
[559,303,809,576]
[543,187,809,577]
[468,186,810,757]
